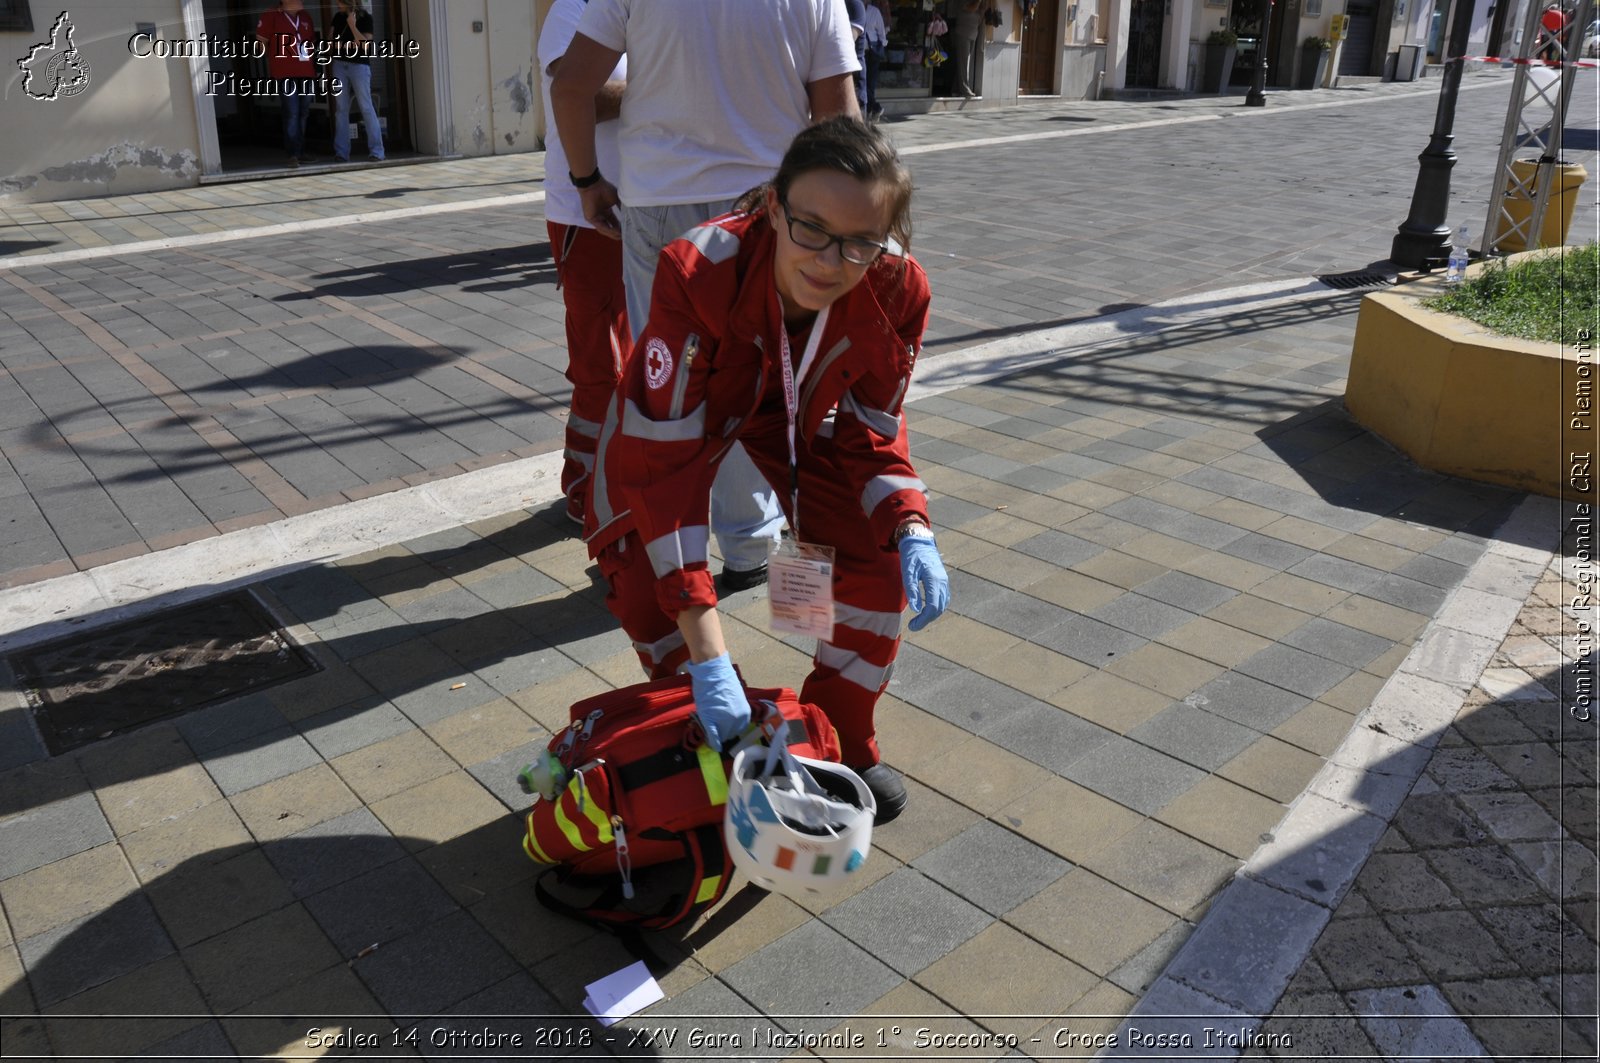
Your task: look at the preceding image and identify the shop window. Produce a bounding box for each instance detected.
[0,0,34,33]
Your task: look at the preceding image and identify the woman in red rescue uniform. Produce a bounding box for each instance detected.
[584,117,949,823]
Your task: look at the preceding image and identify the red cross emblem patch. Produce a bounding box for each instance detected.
[644,337,673,390]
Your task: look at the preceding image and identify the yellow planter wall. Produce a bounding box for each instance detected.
[1345,272,1579,498]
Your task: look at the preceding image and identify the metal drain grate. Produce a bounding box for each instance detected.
[1317,271,1397,290]
[11,591,318,755]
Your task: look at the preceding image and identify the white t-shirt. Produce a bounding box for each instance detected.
[539,0,627,228]
[576,0,859,207]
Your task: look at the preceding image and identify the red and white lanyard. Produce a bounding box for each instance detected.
[775,304,831,541]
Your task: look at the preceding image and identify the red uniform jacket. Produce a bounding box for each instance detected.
[587,210,932,620]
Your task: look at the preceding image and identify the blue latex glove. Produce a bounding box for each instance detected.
[685,653,750,751]
[899,529,949,632]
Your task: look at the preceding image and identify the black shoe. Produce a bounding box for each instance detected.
[718,563,768,594]
[856,763,907,824]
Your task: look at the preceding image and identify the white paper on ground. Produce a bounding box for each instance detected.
[582,960,664,1026]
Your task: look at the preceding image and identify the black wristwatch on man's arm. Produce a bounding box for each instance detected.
[569,167,603,189]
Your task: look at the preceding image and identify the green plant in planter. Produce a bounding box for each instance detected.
[1424,242,1600,346]
[1303,35,1331,49]
[1208,28,1238,45]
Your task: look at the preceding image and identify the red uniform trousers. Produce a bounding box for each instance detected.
[549,221,629,522]
[596,418,906,768]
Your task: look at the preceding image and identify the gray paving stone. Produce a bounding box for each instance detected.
[1013,530,1106,568]
[201,727,324,796]
[466,741,545,811]
[303,857,458,955]
[1220,531,1315,570]
[176,693,291,756]
[297,697,414,760]
[1034,613,1149,666]
[354,909,520,1018]
[1365,572,1452,614]
[17,893,176,1007]
[1105,497,1246,549]
[1235,644,1358,699]
[1288,554,1385,593]
[957,588,1075,643]
[0,791,113,879]
[264,808,408,898]
[1164,875,1331,1015]
[1350,984,1487,1058]
[820,868,993,976]
[1089,593,1197,639]
[1133,571,1238,614]
[388,673,501,728]
[1129,704,1261,772]
[1064,737,1208,815]
[722,920,901,1032]
[910,820,1071,916]
[912,668,1044,735]
[1109,920,1195,996]
[1185,672,1310,731]
[1280,618,1393,669]
[984,698,1117,775]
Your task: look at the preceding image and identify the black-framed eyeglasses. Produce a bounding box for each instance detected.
[780,200,889,266]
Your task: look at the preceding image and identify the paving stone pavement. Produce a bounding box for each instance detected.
[0,73,1596,1062]
[0,69,1594,589]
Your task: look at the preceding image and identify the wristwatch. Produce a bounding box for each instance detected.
[569,167,603,189]
[893,519,933,545]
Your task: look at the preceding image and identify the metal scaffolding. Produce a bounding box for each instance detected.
[1481,0,1595,253]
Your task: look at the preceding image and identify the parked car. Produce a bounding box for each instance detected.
[1583,18,1600,56]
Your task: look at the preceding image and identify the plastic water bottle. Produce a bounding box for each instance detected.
[1446,225,1470,284]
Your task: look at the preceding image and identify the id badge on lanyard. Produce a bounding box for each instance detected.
[767,306,837,641]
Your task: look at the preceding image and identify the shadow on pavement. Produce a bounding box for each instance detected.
[1,826,664,1061]
[275,243,557,301]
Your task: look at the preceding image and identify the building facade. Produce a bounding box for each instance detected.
[0,0,1525,206]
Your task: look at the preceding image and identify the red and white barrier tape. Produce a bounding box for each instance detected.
[1456,53,1600,68]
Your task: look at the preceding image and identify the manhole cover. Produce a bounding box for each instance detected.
[11,591,318,756]
[1317,270,1397,290]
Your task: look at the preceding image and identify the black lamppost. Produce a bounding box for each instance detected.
[1246,0,1272,105]
[1390,0,1479,266]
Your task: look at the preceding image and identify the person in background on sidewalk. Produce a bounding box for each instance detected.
[949,0,983,98]
[863,0,889,119]
[539,0,629,525]
[583,118,950,824]
[330,0,386,163]
[550,0,860,595]
[256,0,318,166]
[844,0,869,115]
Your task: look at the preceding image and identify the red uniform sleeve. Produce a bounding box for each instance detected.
[830,259,933,549]
[607,252,725,618]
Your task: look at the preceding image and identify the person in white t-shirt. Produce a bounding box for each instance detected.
[539,0,629,525]
[550,0,859,593]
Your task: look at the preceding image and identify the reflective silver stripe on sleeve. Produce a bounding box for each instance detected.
[644,525,710,578]
[861,474,927,516]
[561,448,595,472]
[568,412,604,440]
[833,602,904,639]
[816,642,895,692]
[633,629,687,666]
[838,388,902,440]
[589,400,622,529]
[620,398,706,442]
[668,333,698,420]
[887,376,908,414]
[816,410,836,439]
[683,223,740,264]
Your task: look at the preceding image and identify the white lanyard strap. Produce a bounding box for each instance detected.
[775,304,830,541]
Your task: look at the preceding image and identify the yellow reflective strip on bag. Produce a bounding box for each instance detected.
[695,874,723,904]
[522,827,556,865]
[553,800,591,852]
[581,798,613,845]
[697,743,728,806]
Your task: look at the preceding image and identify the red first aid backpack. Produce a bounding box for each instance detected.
[521,675,840,930]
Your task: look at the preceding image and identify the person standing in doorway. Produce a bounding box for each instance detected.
[539,0,630,525]
[331,0,386,162]
[256,0,318,166]
[550,0,859,594]
[949,0,983,98]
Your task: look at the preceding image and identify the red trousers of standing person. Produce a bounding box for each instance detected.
[594,419,907,769]
[548,220,629,524]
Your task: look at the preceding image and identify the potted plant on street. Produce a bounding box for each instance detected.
[1299,36,1331,89]
[1202,29,1238,93]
